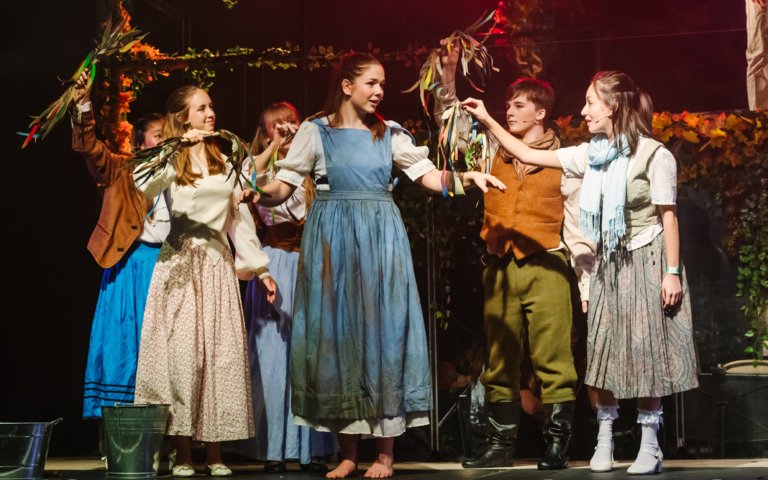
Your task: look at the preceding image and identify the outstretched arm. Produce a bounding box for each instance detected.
[239,179,298,207]
[242,120,313,206]
[461,97,561,169]
[250,122,299,176]
[389,125,506,194]
[416,169,506,194]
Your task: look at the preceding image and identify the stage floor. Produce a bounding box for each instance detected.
[45,457,768,479]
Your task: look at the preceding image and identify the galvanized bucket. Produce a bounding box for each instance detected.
[102,404,169,480]
[0,418,62,479]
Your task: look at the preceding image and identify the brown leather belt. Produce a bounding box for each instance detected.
[263,222,304,252]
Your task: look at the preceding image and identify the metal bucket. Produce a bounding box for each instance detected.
[102,404,169,479]
[0,418,62,479]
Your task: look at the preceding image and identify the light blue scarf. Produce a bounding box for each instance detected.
[579,134,631,255]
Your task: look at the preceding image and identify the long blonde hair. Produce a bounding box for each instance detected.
[163,85,226,186]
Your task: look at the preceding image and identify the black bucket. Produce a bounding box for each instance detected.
[0,419,62,480]
[102,404,169,479]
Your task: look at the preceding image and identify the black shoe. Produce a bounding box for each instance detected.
[264,461,287,473]
[462,400,520,469]
[299,461,329,473]
[461,438,516,468]
[537,401,575,470]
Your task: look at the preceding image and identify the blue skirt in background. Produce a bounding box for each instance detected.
[238,245,336,463]
[82,242,160,418]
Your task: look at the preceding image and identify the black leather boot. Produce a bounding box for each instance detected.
[462,400,520,468]
[538,401,575,470]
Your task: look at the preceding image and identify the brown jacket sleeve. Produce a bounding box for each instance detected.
[71,109,132,187]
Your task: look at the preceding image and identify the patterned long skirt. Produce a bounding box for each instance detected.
[134,235,254,442]
[585,234,699,398]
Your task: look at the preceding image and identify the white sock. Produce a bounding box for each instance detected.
[590,405,618,470]
[628,408,663,474]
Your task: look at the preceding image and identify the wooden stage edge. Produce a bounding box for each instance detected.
[45,457,768,472]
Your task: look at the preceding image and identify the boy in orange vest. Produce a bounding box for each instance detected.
[435,42,594,470]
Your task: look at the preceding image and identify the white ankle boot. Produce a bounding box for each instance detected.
[589,405,618,472]
[627,408,663,475]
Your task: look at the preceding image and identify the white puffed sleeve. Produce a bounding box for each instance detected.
[556,143,589,179]
[227,177,270,281]
[647,147,678,205]
[274,121,319,187]
[389,122,436,181]
[133,161,176,200]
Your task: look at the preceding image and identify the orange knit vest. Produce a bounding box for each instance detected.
[481,151,565,259]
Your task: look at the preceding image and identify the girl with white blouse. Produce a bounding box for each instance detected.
[462,71,698,476]
[132,85,276,477]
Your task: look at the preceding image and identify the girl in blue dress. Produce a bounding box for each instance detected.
[245,53,505,479]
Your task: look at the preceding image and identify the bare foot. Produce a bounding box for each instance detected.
[363,460,394,479]
[326,459,357,479]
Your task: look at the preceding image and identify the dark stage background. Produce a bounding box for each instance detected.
[0,0,753,457]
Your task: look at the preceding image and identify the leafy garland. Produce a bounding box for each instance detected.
[130,129,269,197]
[20,16,147,149]
[22,1,561,153]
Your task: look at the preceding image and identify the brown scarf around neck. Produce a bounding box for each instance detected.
[500,128,561,179]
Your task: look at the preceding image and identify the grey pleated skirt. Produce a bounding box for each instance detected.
[585,233,699,398]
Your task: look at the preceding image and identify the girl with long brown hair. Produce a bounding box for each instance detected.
[132,85,276,477]
[462,71,698,475]
[245,53,505,478]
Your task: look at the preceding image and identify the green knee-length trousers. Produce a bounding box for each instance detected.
[480,250,578,404]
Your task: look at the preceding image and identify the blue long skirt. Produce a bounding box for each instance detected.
[83,241,160,418]
[290,191,432,435]
[238,245,336,462]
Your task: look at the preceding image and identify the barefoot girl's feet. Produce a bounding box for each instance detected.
[363,457,394,479]
[326,459,357,479]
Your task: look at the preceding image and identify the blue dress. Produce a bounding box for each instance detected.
[83,241,160,418]
[289,120,432,436]
[238,193,335,461]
